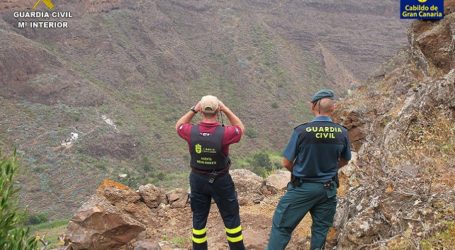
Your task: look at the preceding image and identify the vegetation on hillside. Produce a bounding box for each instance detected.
[29,219,68,249]
[235,151,283,177]
[0,152,38,250]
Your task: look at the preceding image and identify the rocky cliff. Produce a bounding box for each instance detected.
[333,3,455,248]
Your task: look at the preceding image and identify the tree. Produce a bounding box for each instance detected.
[0,152,38,250]
[249,152,273,177]
[252,152,272,169]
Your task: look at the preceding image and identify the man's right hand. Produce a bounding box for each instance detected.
[219,101,227,112]
[217,101,245,132]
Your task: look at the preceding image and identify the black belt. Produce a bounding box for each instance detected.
[191,167,229,183]
[291,176,336,188]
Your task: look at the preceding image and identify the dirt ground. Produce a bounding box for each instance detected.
[154,193,314,250]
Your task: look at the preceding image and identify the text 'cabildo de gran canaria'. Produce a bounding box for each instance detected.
[402,4,443,18]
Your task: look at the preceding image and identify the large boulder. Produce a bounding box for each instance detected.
[265,170,291,192]
[97,179,141,204]
[230,169,264,205]
[65,195,145,249]
[138,184,167,209]
[96,179,156,225]
[230,169,263,193]
[166,188,188,208]
[65,179,156,249]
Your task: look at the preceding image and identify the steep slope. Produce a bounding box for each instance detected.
[333,6,455,248]
[0,0,408,218]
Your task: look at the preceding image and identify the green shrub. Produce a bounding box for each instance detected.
[142,156,152,172]
[245,151,276,177]
[421,221,455,249]
[29,219,68,248]
[116,171,140,188]
[252,152,272,169]
[0,152,39,249]
[27,213,49,225]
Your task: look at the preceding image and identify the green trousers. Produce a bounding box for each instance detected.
[266,181,337,250]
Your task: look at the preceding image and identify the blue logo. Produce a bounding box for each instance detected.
[401,0,444,19]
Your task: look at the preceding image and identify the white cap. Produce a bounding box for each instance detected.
[200,95,220,114]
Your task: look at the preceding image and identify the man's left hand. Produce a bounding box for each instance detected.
[194,101,202,112]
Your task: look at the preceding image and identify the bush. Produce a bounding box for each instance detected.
[116,170,140,188]
[27,213,49,225]
[142,156,153,172]
[252,152,272,169]
[0,152,38,249]
[247,151,275,177]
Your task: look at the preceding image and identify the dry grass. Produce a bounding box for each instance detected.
[421,222,455,250]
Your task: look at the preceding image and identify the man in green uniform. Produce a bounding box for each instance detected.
[267,89,351,250]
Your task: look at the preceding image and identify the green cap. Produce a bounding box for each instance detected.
[311,89,335,103]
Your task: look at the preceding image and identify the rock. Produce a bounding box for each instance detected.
[252,194,265,204]
[341,110,364,129]
[238,197,249,206]
[337,206,382,248]
[65,195,145,250]
[133,240,162,250]
[230,169,265,205]
[65,180,165,249]
[97,179,141,204]
[411,13,455,74]
[446,0,455,14]
[340,152,358,178]
[334,110,366,151]
[97,180,155,225]
[260,185,274,196]
[348,126,365,142]
[230,169,264,194]
[265,170,290,192]
[166,188,188,208]
[138,184,167,209]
